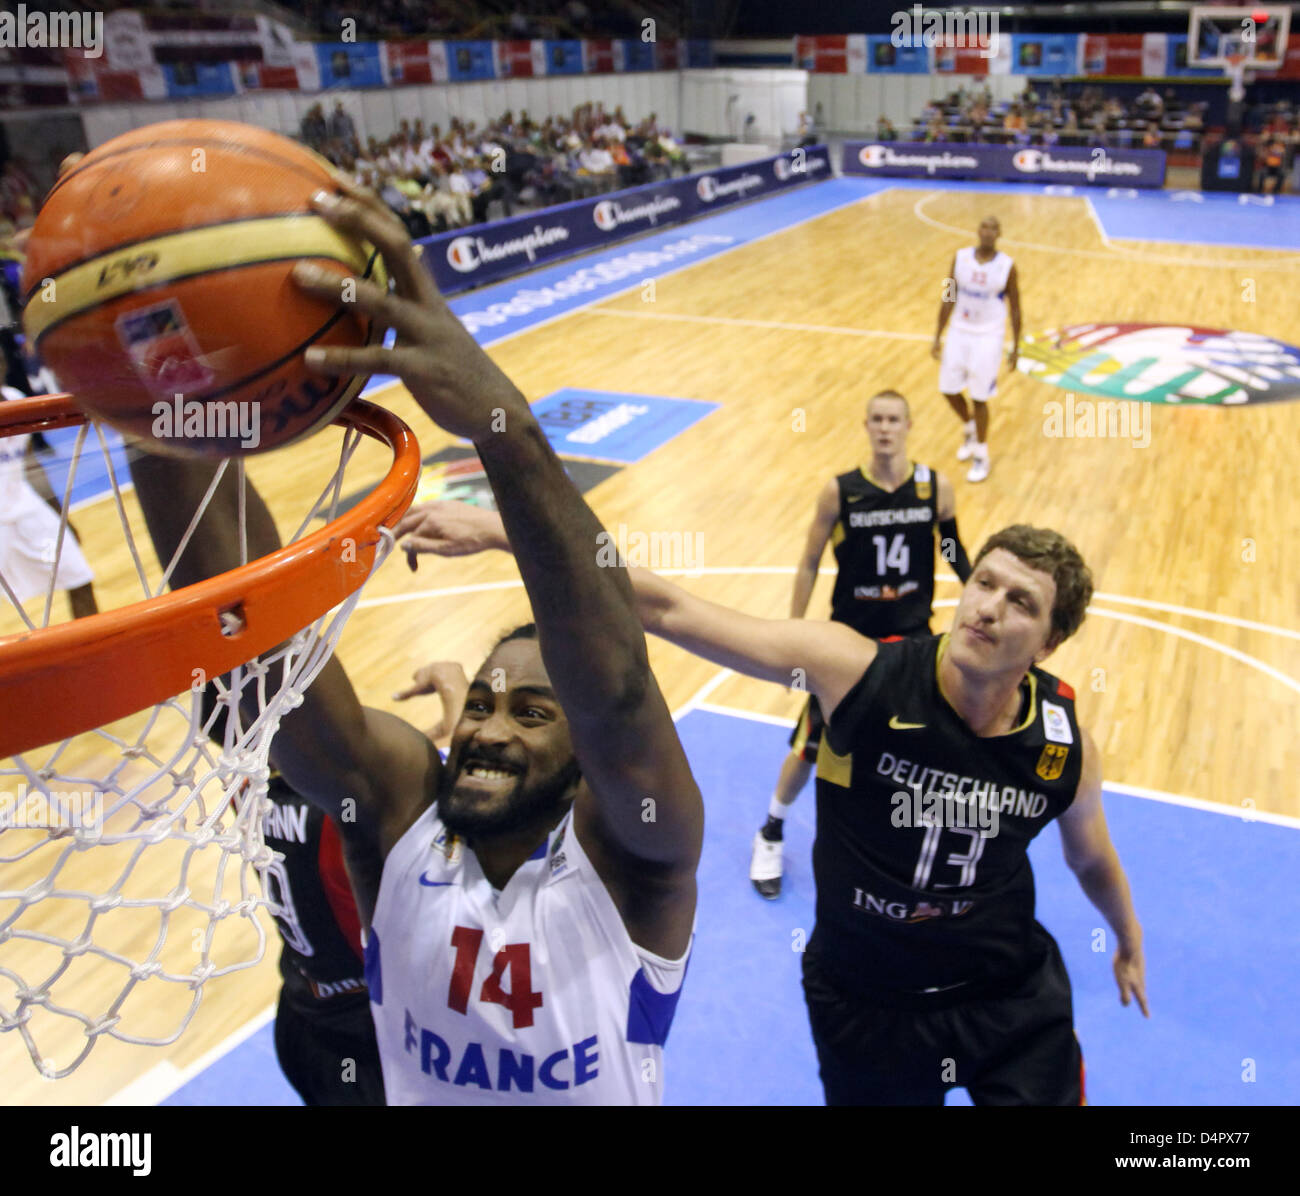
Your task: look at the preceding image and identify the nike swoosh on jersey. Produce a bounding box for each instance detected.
[418,873,454,887]
[888,716,926,730]
[847,493,865,502]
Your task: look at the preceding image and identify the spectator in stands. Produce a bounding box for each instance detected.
[300,103,328,151]
[579,137,616,185]
[421,161,472,229]
[1136,86,1163,119]
[796,110,817,148]
[876,115,897,141]
[1259,137,1288,194]
[329,101,358,155]
[1088,107,1109,144]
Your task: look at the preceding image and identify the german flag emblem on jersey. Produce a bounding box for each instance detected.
[1036,744,1069,780]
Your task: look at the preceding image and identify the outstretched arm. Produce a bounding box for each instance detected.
[399,500,876,721]
[1058,727,1148,1017]
[295,183,703,957]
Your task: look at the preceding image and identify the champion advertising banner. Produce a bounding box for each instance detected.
[843,141,1166,188]
[419,145,833,295]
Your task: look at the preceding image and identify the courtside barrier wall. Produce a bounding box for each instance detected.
[417,144,833,294]
[841,141,1167,188]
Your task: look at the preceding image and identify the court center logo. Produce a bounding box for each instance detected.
[1018,323,1300,405]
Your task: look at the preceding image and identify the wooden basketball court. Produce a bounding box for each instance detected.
[4,180,1298,1103]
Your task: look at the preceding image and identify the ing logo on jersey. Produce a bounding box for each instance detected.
[1017,323,1300,406]
[1036,744,1069,781]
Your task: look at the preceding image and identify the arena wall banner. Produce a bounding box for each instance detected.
[419,145,832,295]
[842,141,1166,188]
[445,41,496,82]
[314,42,384,89]
[543,40,584,75]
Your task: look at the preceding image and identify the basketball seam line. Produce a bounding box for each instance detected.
[28,250,371,349]
[42,137,339,217]
[21,210,356,307]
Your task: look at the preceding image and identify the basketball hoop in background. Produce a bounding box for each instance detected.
[0,395,418,1079]
[1226,53,1249,103]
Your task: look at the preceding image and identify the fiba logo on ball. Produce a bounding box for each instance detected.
[858,145,888,168]
[593,200,618,231]
[697,176,718,201]
[447,236,481,272]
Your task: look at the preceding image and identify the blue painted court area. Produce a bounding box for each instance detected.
[1088,189,1300,250]
[529,389,719,463]
[163,706,1300,1107]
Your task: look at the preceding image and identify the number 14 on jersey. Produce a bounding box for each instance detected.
[448,925,544,1029]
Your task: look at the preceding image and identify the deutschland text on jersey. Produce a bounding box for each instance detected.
[809,635,1082,1002]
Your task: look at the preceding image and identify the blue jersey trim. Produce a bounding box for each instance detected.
[625,963,688,1047]
[364,927,383,1005]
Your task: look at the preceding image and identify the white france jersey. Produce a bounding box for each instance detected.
[367,804,692,1105]
[951,246,1013,335]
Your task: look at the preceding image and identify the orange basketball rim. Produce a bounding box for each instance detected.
[0,394,420,759]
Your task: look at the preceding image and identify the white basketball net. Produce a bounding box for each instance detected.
[0,415,395,1079]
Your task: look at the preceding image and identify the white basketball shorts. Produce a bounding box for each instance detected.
[0,489,94,601]
[939,326,1004,401]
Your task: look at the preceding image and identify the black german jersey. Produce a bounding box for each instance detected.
[262,773,369,1011]
[809,634,1083,1001]
[829,464,939,638]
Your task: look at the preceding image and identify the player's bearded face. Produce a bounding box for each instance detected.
[436,642,582,839]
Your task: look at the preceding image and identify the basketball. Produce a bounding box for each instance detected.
[20,119,386,457]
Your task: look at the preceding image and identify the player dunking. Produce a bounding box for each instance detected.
[128,180,704,1105]
[932,217,1021,483]
[750,390,974,898]
[405,509,1149,1105]
[202,662,467,1106]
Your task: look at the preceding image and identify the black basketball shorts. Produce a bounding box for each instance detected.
[802,936,1085,1106]
[274,988,386,1106]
